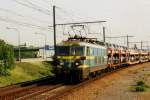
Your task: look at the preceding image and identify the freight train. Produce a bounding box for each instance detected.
[53,36,150,82]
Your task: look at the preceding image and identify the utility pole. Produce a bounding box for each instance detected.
[105,35,134,48]
[103,26,105,42]
[127,35,129,48]
[6,27,21,62]
[125,34,135,48]
[129,41,148,50]
[147,41,149,50]
[53,6,57,56]
[141,41,143,50]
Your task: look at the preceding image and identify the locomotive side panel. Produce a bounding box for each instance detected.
[83,46,107,77]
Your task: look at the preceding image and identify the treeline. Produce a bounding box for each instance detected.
[14,47,38,59]
[0,40,15,76]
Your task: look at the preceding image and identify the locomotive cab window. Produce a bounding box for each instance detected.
[56,46,85,56]
[56,46,70,56]
[70,46,84,56]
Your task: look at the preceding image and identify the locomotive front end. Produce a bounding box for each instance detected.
[54,44,86,82]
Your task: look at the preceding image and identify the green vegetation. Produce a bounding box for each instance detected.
[0,40,15,76]
[132,80,149,92]
[14,46,38,59]
[0,61,53,87]
[15,51,38,59]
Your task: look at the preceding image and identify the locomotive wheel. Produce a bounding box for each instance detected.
[77,69,83,82]
[101,69,106,73]
[93,72,97,77]
[104,68,109,72]
[97,71,101,75]
[69,68,83,83]
[107,67,113,72]
[89,72,95,78]
[78,73,83,82]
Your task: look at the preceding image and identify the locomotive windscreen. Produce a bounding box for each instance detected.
[56,46,70,56]
[70,46,84,56]
[56,46,84,56]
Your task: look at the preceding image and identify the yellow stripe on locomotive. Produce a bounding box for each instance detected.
[57,56,95,60]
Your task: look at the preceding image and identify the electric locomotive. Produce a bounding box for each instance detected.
[53,36,108,82]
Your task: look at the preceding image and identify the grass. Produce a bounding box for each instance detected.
[0,61,53,87]
[132,80,149,92]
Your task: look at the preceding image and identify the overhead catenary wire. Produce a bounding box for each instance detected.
[12,0,51,16]
[49,3,91,23]
[49,20,106,27]
[23,0,51,13]
[41,0,54,7]
[55,6,98,24]
[7,0,107,38]
[55,6,90,22]
[55,6,75,22]
[11,0,58,25]
[55,12,74,23]
[0,16,51,30]
[0,7,51,24]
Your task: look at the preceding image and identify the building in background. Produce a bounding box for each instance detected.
[37,45,54,59]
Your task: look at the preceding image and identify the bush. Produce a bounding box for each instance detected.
[135,85,146,92]
[134,80,149,92]
[0,65,10,76]
[0,40,15,76]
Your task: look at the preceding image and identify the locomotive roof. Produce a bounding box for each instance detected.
[57,40,150,53]
[57,40,106,49]
[57,36,150,52]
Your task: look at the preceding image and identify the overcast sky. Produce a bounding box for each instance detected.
[0,0,150,48]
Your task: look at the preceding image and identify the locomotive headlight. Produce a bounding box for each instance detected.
[108,50,111,54]
[75,62,79,66]
[60,62,64,66]
[57,56,61,59]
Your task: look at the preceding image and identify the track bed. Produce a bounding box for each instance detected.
[0,76,63,100]
[53,62,150,100]
[1,63,150,100]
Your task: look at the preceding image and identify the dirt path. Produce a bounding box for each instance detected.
[59,62,150,100]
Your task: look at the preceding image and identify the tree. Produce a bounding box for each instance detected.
[0,40,15,76]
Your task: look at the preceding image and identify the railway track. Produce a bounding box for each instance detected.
[16,84,63,100]
[0,76,63,100]
[30,63,146,100]
[0,63,148,100]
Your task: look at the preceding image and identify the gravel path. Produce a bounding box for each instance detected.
[59,62,150,100]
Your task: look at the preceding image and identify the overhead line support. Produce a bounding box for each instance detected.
[53,5,57,56]
[48,20,106,27]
